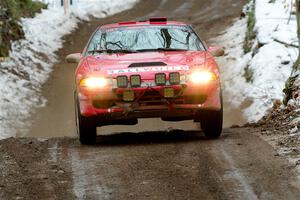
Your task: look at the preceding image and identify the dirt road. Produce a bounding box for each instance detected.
[26,0,246,138]
[1,0,299,199]
[2,128,300,199]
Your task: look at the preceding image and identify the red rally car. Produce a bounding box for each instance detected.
[66,17,224,144]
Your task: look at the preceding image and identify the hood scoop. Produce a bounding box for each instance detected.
[128,62,167,68]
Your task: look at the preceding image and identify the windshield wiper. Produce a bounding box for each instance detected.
[88,49,138,55]
[136,48,188,52]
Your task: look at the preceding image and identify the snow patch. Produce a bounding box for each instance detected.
[217,0,297,122]
[0,0,138,139]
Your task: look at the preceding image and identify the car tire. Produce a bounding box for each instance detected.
[75,92,97,145]
[199,92,223,139]
[200,109,223,139]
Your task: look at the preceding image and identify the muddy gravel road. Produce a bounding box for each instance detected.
[1,0,299,199]
[27,0,246,138]
[2,128,300,200]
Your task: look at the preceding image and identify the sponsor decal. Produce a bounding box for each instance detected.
[107,66,189,75]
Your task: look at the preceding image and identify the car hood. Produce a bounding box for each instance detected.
[81,51,217,79]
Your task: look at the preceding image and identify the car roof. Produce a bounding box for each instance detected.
[99,17,189,30]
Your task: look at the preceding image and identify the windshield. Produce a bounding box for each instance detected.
[86,25,205,55]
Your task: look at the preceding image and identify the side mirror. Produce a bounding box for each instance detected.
[66,53,81,63]
[208,46,225,57]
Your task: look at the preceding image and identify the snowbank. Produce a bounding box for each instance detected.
[0,0,138,139]
[217,0,298,122]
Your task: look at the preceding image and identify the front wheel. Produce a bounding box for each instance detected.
[199,91,223,139]
[75,92,97,145]
[200,109,223,139]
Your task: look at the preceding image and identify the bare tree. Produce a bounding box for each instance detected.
[293,0,300,71]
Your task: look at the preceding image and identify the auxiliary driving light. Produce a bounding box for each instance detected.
[117,76,128,88]
[130,75,141,87]
[169,72,180,85]
[164,88,175,98]
[190,71,217,84]
[123,90,135,101]
[155,73,166,86]
[80,77,108,89]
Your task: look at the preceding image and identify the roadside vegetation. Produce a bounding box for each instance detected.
[243,0,256,54]
[242,0,300,105]
[241,0,256,83]
[283,0,300,105]
[243,65,254,83]
[0,0,46,57]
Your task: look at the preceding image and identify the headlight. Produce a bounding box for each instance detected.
[190,71,217,84]
[80,77,109,89]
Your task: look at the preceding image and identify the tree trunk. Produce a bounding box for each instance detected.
[64,0,69,14]
[293,0,300,72]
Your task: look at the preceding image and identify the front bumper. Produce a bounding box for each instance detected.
[77,81,222,119]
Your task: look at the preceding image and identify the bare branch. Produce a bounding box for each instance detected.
[273,38,299,48]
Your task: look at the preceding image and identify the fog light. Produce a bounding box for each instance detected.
[164,88,175,98]
[169,72,180,85]
[130,75,141,87]
[117,76,128,88]
[123,90,135,101]
[155,73,166,86]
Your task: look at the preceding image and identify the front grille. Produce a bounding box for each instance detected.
[140,90,161,101]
